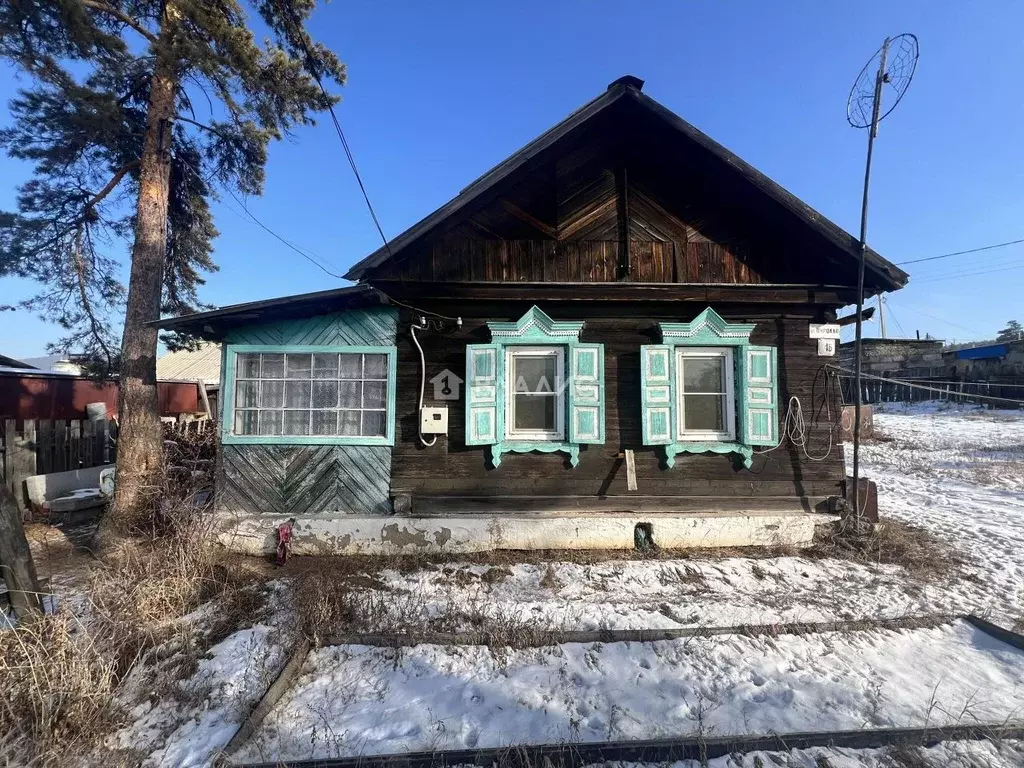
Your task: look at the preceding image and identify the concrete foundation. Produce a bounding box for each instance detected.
[212,510,832,556]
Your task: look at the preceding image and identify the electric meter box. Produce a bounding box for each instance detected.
[420,406,449,435]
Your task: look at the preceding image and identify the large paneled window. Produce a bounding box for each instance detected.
[226,347,395,445]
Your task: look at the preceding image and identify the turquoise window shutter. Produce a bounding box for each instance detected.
[568,343,604,444]
[739,345,779,446]
[641,345,674,444]
[466,344,502,445]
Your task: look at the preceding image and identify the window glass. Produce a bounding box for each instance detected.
[233,350,389,439]
[507,348,563,439]
[513,394,556,432]
[676,350,734,439]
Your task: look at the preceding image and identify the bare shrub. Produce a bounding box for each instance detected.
[809,517,966,582]
[884,743,932,768]
[0,455,264,766]
[0,604,134,763]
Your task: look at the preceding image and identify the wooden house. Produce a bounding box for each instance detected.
[157,76,908,555]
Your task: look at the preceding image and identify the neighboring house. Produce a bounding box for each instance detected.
[156,76,908,556]
[0,354,36,370]
[157,342,222,387]
[0,370,206,421]
[943,340,1024,380]
[157,342,222,416]
[17,354,87,375]
[838,338,946,379]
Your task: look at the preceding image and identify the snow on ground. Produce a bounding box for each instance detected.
[238,619,1024,762]
[352,403,1024,632]
[106,607,290,768]
[863,402,1024,625]
[610,738,1024,767]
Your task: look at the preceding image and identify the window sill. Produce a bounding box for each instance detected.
[490,441,580,468]
[663,441,753,469]
[223,434,394,447]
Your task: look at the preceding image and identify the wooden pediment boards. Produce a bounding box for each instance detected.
[355,84,907,292]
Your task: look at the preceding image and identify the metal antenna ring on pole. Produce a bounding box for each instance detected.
[845,33,919,523]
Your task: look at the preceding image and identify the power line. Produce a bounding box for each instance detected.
[279,1,393,262]
[222,186,346,279]
[897,237,1024,266]
[884,297,907,337]
[178,157,346,279]
[887,301,983,336]
[911,254,1024,279]
[913,261,1024,285]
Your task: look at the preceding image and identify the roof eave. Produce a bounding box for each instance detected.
[151,284,379,338]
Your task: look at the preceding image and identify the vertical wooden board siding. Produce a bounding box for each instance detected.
[217,307,398,516]
[381,238,767,284]
[390,304,845,502]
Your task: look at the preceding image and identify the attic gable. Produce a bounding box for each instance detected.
[347,77,907,293]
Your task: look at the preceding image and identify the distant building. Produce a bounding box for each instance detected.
[0,354,36,370]
[943,340,1024,381]
[156,342,222,388]
[839,338,946,379]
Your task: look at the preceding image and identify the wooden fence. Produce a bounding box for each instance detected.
[839,376,1024,408]
[1,418,114,510]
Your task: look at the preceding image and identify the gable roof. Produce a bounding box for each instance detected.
[345,76,907,291]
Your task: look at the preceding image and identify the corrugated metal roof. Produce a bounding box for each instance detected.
[156,343,222,386]
[954,344,1008,361]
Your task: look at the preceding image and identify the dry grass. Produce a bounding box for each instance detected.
[0,467,266,768]
[290,567,559,651]
[808,516,967,582]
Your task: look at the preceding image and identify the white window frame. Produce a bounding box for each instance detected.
[674,347,736,442]
[505,346,565,441]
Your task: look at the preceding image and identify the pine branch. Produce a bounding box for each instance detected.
[83,160,141,215]
[175,115,233,139]
[79,0,159,45]
[73,227,115,370]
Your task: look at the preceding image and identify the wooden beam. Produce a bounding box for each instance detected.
[838,306,876,327]
[370,279,858,305]
[616,165,630,277]
[499,200,557,239]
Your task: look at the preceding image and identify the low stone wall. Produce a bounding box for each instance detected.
[212,510,831,555]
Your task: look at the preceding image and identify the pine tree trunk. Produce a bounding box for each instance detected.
[101,30,179,542]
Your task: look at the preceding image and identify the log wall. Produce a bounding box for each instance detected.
[390,302,846,509]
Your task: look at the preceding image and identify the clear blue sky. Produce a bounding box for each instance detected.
[2,0,1023,357]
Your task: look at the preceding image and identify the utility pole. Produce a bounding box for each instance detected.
[878,295,887,339]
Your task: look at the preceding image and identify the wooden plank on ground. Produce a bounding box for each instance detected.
[216,638,311,766]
